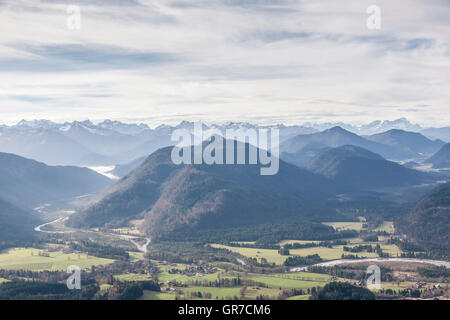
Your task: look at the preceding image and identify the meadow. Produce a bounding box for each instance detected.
[210,244,288,264]
[247,274,326,290]
[286,294,311,300]
[0,247,114,271]
[323,222,365,231]
[140,290,177,300]
[374,221,395,234]
[179,286,243,299]
[210,243,402,265]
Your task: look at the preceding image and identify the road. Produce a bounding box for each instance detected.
[113,234,151,253]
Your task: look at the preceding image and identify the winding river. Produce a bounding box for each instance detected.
[34,218,151,253]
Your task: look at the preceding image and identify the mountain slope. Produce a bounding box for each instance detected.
[366,129,444,159]
[0,152,112,208]
[397,182,450,255]
[306,145,431,190]
[280,126,399,166]
[67,143,341,234]
[0,198,40,241]
[111,156,147,178]
[426,143,450,169]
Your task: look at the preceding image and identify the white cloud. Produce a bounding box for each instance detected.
[0,0,449,126]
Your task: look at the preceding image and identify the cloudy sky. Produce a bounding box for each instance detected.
[0,0,449,126]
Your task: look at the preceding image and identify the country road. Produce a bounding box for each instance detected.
[114,234,151,253]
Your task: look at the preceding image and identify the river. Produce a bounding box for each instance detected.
[34,218,151,253]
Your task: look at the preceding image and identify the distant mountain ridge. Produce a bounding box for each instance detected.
[1,118,448,167]
[280,126,445,167]
[366,129,444,160]
[426,143,450,169]
[0,152,112,209]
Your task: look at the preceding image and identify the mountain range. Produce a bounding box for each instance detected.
[1,118,449,168]
[366,129,444,159]
[280,126,444,167]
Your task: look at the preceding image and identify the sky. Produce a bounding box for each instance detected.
[0,0,449,127]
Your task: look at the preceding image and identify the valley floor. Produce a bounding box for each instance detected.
[0,199,447,300]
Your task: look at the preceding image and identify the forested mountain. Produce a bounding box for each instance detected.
[306,145,432,190]
[67,142,343,235]
[111,157,147,178]
[0,152,111,208]
[0,198,40,241]
[280,126,401,167]
[397,182,450,255]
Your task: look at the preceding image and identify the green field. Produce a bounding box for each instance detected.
[286,294,310,300]
[100,283,113,291]
[247,274,325,290]
[0,247,114,271]
[323,222,365,231]
[244,286,283,299]
[0,278,10,284]
[128,251,145,262]
[211,242,391,265]
[270,272,332,281]
[210,244,288,264]
[374,221,395,234]
[140,290,177,300]
[179,286,242,300]
[380,244,402,256]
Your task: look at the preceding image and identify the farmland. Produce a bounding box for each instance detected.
[140,290,177,300]
[323,222,365,231]
[0,247,114,271]
[210,244,289,265]
[210,241,403,266]
[0,219,445,301]
[374,221,395,234]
